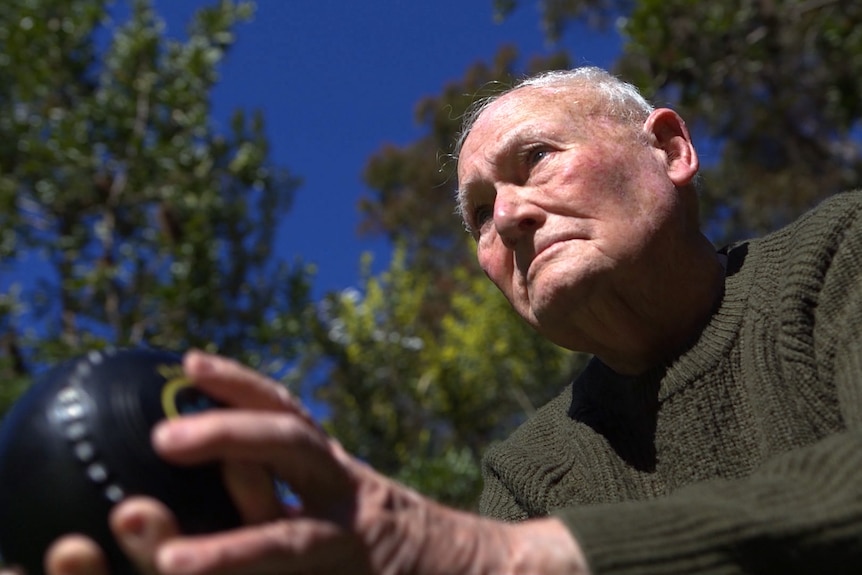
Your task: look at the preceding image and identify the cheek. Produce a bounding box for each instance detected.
[584,160,629,197]
[553,153,626,210]
[478,240,513,293]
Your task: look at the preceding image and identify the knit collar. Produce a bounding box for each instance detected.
[583,240,751,403]
[656,240,753,401]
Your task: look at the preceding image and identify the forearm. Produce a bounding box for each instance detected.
[356,473,588,575]
[503,517,589,575]
[416,504,588,575]
[556,431,862,574]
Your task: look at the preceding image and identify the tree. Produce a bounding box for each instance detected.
[493,0,632,43]
[0,0,313,413]
[619,0,862,238]
[311,247,582,509]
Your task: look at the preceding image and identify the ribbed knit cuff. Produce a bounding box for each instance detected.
[555,432,862,575]
[557,495,737,575]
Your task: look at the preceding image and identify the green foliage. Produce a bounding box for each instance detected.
[0,0,313,411]
[618,0,862,238]
[394,446,481,507]
[313,249,440,475]
[0,287,29,412]
[312,247,582,509]
[493,0,631,41]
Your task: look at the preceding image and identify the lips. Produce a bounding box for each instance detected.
[534,237,565,260]
[521,236,579,279]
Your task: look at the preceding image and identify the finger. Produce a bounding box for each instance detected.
[110,497,179,575]
[182,351,311,422]
[155,520,363,575]
[152,411,354,513]
[45,535,107,575]
[221,461,285,524]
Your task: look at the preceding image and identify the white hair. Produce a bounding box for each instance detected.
[454,67,654,161]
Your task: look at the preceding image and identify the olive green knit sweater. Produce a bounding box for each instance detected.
[480,191,862,574]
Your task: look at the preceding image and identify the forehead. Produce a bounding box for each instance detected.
[458,87,599,171]
[468,87,578,142]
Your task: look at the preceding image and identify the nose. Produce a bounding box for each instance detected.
[493,187,545,249]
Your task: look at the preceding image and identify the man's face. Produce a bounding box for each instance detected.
[456,86,685,350]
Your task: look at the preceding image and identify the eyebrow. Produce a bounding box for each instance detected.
[454,184,472,224]
[495,127,543,160]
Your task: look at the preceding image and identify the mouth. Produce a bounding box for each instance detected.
[521,237,580,279]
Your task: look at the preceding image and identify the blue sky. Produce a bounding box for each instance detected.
[0,2,621,300]
[152,0,622,296]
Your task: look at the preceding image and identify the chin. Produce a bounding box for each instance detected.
[529,269,592,311]
[528,275,598,332]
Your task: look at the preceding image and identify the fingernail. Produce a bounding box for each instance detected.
[158,545,197,574]
[51,554,90,575]
[186,351,214,376]
[120,511,148,540]
[153,421,188,448]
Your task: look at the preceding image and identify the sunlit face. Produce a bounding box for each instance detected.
[456,86,686,350]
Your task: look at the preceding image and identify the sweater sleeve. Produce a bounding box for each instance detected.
[557,195,862,575]
[557,430,862,574]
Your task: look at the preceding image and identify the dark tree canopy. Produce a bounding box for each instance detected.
[0,0,313,410]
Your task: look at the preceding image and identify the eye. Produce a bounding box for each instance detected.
[474,204,493,226]
[473,204,493,234]
[523,145,551,167]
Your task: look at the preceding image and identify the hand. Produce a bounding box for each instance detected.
[45,350,588,575]
[150,350,489,574]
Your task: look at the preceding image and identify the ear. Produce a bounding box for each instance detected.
[644,108,699,187]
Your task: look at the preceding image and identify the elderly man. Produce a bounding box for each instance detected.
[41,67,862,575]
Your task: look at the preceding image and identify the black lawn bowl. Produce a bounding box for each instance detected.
[0,348,240,575]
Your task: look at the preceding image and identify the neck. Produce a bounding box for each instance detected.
[594,241,726,376]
